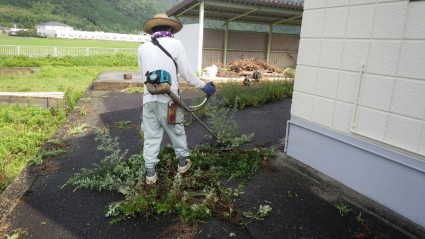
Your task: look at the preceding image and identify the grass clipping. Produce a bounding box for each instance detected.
[62,97,274,224]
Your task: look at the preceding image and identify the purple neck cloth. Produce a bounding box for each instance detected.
[151,30,173,39]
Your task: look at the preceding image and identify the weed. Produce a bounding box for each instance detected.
[243,204,273,225]
[114,120,131,129]
[0,104,65,191]
[64,121,274,223]
[4,228,28,239]
[0,59,137,192]
[220,80,293,109]
[205,96,254,148]
[28,154,43,166]
[287,190,297,199]
[78,106,89,116]
[64,88,84,113]
[121,87,144,93]
[41,149,66,158]
[335,203,351,216]
[67,123,88,135]
[62,130,145,195]
[356,211,364,223]
[28,149,66,166]
[138,128,144,142]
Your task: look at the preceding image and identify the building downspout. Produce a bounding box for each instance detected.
[351,63,366,131]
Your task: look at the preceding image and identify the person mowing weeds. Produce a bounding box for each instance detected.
[138,13,216,185]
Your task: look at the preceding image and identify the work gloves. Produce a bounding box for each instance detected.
[202,82,216,96]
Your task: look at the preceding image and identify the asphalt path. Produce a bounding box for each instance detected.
[2,90,423,239]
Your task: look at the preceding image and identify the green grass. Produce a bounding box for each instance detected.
[0,54,138,67]
[0,53,137,192]
[0,66,136,92]
[0,104,66,191]
[0,34,141,48]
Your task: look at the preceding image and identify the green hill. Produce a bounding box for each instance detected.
[0,0,181,34]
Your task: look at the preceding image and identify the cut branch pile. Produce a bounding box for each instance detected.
[216,57,284,78]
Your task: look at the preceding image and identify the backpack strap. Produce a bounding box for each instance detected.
[152,38,178,73]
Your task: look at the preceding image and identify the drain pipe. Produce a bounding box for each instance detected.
[350,63,366,131]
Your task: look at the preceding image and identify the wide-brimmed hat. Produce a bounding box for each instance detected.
[143,13,183,34]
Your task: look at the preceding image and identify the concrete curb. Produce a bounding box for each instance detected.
[0,166,38,230]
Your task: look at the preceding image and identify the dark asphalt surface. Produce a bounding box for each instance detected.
[2,90,424,239]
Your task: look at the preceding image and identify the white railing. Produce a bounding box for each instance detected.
[0,45,137,57]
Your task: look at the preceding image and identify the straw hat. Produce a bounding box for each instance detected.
[143,13,183,34]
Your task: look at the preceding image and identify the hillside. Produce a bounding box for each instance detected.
[0,0,181,34]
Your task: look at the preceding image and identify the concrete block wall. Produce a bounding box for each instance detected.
[293,0,425,157]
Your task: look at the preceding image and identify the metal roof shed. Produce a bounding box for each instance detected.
[167,0,303,73]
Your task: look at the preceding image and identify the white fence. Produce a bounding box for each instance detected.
[0,45,137,57]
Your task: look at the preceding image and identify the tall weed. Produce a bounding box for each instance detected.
[206,96,254,148]
[220,80,293,109]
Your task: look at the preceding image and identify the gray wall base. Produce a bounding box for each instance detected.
[286,118,425,228]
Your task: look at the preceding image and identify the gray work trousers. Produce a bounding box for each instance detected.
[141,101,189,169]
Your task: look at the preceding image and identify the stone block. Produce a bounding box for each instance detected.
[398,41,425,79]
[341,40,369,71]
[391,79,425,119]
[297,39,321,67]
[385,114,422,152]
[312,96,335,127]
[346,5,375,38]
[404,1,425,39]
[332,101,354,133]
[291,91,314,120]
[337,71,358,104]
[300,9,325,38]
[293,65,317,94]
[360,74,394,111]
[323,7,348,38]
[303,0,326,10]
[367,41,400,76]
[356,107,388,140]
[319,39,343,69]
[316,68,339,98]
[373,2,407,39]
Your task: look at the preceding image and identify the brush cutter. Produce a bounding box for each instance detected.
[168,90,221,143]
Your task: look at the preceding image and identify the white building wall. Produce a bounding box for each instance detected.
[293,0,425,158]
[288,0,425,229]
[175,24,200,75]
[36,24,148,42]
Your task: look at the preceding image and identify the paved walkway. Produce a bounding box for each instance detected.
[1,89,424,239]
